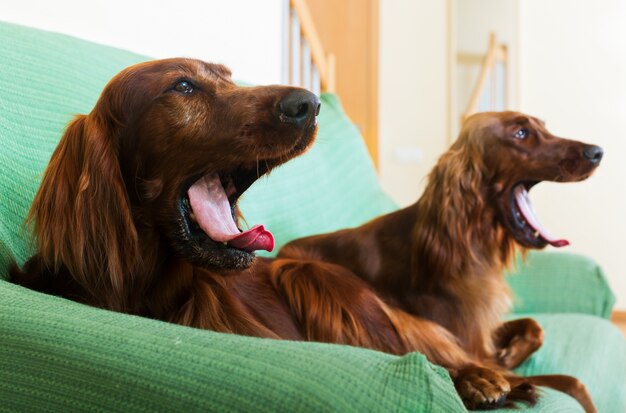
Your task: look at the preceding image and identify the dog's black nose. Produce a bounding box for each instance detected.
[583,145,604,164]
[278,89,320,128]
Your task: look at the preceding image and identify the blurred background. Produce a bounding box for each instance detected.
[4,0,625,312]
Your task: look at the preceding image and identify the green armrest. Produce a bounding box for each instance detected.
[0,280,465,413]
[507,252,615,319]
[510,313,626,413]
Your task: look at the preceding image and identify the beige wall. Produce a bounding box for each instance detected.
[378,0,450,206]
[518,0,626,309]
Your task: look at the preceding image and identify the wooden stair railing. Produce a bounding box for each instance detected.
[283,0,336,95]
[459,32,508,122]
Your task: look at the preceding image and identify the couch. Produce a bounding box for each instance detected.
[1,21,624,412]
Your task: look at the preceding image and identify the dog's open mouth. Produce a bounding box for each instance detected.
[170,126,318,270]
[509,182,569,248]
[184,163,274,253]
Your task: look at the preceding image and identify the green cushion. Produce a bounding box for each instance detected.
[485,313,626,413]
[0,279,465,413]
[3,279,624,413]
[0,21,149,276]
[506,252,616,319]
[489,389,583,413]
[510,313,626,413]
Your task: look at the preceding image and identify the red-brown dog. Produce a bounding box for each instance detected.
[281,112,603,411]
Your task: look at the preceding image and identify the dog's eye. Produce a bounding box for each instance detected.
[514,129,528,139]
[174,80,194,94]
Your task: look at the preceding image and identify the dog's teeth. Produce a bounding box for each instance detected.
[533,231,540,238]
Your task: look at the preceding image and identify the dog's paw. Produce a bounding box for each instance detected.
[494,318,544,369]
[453,366,511,410]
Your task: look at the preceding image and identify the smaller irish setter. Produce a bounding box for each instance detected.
[281,112,603,412]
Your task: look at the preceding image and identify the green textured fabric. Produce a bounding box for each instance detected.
[0,21,149,275]
[0,280,465,413]
[1,20,625,413]
[487,389,583,413]
[506,252,616,319]
[510,314,626,413]
[485,313,626,413]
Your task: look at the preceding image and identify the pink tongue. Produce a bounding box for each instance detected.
[187,174,274,252]
[227,224,274,252]
[514,186,569,247]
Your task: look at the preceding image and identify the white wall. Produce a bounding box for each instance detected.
[2,0,284,85]
[518,0,626,309]
[379,0,451,206]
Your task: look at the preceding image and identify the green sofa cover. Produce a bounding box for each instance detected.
[1,21,624,412]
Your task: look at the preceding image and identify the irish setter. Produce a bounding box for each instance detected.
[10,59,599,411]
[281,111,603,411]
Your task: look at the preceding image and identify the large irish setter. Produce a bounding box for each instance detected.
[10,58,600,411]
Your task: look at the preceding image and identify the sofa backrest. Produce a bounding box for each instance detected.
[0,21,396,276]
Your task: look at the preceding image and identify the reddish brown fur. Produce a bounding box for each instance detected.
[281,112,601,411]
[10,60,597,410]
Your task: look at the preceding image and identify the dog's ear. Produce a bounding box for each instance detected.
[29,114,139,310]
[412,131,489,278]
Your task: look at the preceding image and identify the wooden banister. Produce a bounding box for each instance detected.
[287,0,336,93]
[461,33,508,122]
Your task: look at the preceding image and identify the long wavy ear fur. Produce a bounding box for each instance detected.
[411,131,491,284]
[29,114,139,310]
